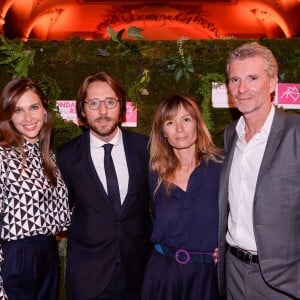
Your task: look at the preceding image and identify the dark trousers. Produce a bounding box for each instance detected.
[1,235,59,300]
[67,262,141,300]
[100,263,140,300]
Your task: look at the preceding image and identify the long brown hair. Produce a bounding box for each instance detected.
[0,77,57,186]
[150,94,222,193]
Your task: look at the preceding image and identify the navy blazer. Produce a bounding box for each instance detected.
[57,129,152,299]
[218,108,300,299]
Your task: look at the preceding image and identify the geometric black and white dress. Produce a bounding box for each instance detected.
[0,141,71,241]
[0,248,7,300]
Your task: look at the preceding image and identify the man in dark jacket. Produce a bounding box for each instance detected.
[57,72,152,300]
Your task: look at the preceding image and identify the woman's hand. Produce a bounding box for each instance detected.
[213,247,219,265]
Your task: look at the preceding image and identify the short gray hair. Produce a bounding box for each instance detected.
[226,42,278,78]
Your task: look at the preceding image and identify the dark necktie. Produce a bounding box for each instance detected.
[103,143,121,212]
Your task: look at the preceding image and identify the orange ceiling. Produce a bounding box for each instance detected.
[0,0,299,40]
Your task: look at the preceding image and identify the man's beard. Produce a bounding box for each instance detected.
[89,116,119,138]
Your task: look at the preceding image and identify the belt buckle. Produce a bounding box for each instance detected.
[249,253,253,264]
[175,249,190,265]
[239,248,253,264]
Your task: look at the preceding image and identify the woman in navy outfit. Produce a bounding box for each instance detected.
[142,94,223,300]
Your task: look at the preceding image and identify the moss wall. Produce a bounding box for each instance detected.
[0,38,299,149]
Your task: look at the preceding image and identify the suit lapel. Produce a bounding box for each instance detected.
[120,130,138,212]
[220,122,238,198]
[219,122,238,230]
[256,109,285,187]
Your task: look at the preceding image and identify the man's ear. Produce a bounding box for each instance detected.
[269,76,278,94]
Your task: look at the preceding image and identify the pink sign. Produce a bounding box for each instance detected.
[121,102,137,127]
[56,100,79,124]
[56,101,138,127]
[275,83,300,109]
[211,82,233,108]
[211,82,300,110]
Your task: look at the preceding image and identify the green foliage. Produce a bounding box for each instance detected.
[108,26,144,43]
[167,37,194,81]
[36,73,62,105]
[127,26,144,40]
[35,74,82,151]
[0,35,35,78]
[197,73,226,132]
[106,26,144,57]
[127,69,151,107]
[0,37,299,150]
[96,47,111,57]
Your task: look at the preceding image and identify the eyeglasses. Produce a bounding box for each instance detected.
[84,97,120,110]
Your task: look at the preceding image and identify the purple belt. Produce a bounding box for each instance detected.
[154,244,214,265]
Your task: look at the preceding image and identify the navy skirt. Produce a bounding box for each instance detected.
[142,251,222,300]
[1,235,59,300]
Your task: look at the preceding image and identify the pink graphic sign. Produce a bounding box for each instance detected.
[56,100,79,124]
[56,100,138,127]
[121,102,137,127]
[211,82,300,109]
[275,83,300,109]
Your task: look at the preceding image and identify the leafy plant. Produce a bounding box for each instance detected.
[106,26,144,57]
[36,73,62,107]
[167,36,194,81]
[37,74,82,151]
[0,35,35,78]
[197,73,226,132]
[127,69,151,107]
[96,47,111,57]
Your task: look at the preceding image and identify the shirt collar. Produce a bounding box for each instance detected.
[90,127,122,149]
[236,105,275,140]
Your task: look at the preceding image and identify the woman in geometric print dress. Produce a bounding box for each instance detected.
[0,247,7,300]
[0,77,71,300]
[142,94,223,300]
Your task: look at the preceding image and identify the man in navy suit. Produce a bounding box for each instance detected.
[218,42,300,299]
[57,72,152,300]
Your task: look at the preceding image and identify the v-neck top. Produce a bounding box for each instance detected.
[150,159,221,252]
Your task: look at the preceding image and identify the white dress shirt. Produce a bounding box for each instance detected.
[90,128,129,205]
[226,105,275,253]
